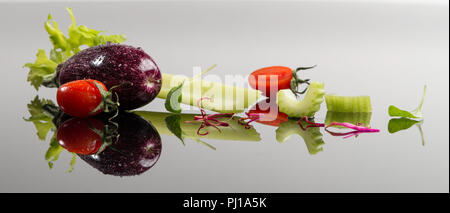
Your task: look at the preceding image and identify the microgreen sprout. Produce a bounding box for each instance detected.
[184,97,235,136]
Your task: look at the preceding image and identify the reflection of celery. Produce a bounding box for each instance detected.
[275,119,324,155]
[388,118,425,146]
[325,111,372,128]
[134,111,261,142]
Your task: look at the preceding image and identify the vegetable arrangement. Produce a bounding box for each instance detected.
[23,8,429,173]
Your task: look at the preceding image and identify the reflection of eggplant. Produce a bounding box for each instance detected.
[78,112,162,177]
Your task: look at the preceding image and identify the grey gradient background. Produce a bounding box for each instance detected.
[0,1,448,192]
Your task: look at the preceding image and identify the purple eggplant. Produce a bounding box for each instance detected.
[56,43,162,110]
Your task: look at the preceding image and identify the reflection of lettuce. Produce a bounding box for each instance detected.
[24,96,76,172]
[135,111,261,142]
[325,111,372,128]
[388,118,425,146]
[275,119,324,155]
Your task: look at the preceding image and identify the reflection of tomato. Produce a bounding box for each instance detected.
[248,66,293,97]
[249,99,288,127]
[57,117,104,155]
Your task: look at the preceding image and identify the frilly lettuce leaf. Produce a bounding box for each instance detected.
[25,7,126,90]
[24,50,58,90]
[24,96,56,140]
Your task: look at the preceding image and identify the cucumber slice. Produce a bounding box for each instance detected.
[276,119,324,155]
[325,111,372,128]
[277,82,325,118]
[325,95,372,112]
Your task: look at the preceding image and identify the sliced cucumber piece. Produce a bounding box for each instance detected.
[276,119,324,155]
[325,95,372,112]
[277,82,325,118]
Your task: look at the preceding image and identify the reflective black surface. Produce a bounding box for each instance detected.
[0,1,447,192]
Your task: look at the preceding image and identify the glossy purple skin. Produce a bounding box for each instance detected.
[78,113,162,177]
[56,43,162,110]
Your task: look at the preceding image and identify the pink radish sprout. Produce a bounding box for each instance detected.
[184,97,235,136]
[238,113,262,129]
[325,122,380,139]
[297,116,325,130]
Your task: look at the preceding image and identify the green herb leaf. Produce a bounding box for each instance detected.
[388,85,427,119]
[164,114,185,145]
[24,96,56,140]
[25,8,126,90]
[388,118,425,146]
[165,81,184,113]
[388,118,419,133]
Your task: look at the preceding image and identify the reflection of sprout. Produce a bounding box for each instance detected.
[184,97,235,136]
[297,116,324,130]
[238,113,261,129]
[325,111,372,128]
[276,119,324,155]
[135,111,261,150]
[388,118,425,146]
[325,122,379,139]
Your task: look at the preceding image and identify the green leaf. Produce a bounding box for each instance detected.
[94,35,126,46]
[24,96,56,140]
[194,138,216,150]
[45,133,63,169]
[44,14,70,51]
[67,153,77,173]
[25,7,126,90]
[388,85,427,119]
[24,50,58,90]
[388,118,419,133]
[388,118,425,146]
[164,114,185,145]
[49,49,72,64]
[165,81,184,113]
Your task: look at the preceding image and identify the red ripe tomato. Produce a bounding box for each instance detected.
[57,117,104,155]
[57,79,108,118]
[248,66,293,97]
[248,99,288,127]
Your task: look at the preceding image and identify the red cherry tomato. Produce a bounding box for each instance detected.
[248,66,293,97]
[248,99,288,127]
[57,117,104,155]
[57,79,107,118]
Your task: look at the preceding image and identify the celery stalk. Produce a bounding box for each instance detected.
[157,73,261,113]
